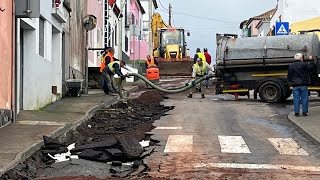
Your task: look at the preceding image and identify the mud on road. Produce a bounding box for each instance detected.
[0,91,173,180]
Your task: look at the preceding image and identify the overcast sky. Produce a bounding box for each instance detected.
[156,0,277,59]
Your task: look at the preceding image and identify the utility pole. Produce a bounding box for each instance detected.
[148,0,152,55]
[169,3,172,26]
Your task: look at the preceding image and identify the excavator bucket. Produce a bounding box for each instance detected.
[157,58,194,76]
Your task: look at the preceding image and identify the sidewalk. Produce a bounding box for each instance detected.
[288,107,320,146]
[0,85,139,176]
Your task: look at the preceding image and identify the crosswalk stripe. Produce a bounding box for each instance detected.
[155,127,183,130]
[268,138,309,155]
[193,163,320,172]
[218,136,251,154]
[164,135,193,153]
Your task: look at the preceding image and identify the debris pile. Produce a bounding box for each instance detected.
[0,91,173,179]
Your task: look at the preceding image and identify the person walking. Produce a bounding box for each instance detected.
[193,48,206,64]
[288,53,314,117]
[187,58,213,98]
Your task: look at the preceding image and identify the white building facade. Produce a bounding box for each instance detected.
[270,0,320,33]
[16,0,67,111]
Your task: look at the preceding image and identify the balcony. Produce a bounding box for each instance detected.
[51,0,67,23]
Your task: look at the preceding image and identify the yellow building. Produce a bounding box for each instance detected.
[290,17,320,37]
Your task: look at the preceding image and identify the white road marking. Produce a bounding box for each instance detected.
[193,163,320,172]
[164,135,193,153]
[16,121,65,126]
[218,136,251,154]
[155,127,183,130]
[268,138,309,155]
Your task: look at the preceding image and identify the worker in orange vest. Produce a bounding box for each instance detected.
[145,55,158,69]
[100,47,115,95]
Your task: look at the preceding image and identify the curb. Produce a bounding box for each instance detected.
[288,107,320,147]
[0,86,139,176]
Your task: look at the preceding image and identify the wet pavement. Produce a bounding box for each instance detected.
[143,84,320,179]
[2,78,320,179]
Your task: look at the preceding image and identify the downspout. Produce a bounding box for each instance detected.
[12,1,17,122]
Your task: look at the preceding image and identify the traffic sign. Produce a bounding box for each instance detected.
[275,22,289,36]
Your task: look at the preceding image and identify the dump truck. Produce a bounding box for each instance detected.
[215,33,320,102]
[151,13,193,76]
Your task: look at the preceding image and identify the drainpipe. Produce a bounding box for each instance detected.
[12,1,17,122]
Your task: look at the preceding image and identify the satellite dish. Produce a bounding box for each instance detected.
[83,15,97,31]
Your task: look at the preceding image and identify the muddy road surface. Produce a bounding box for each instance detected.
[2,78,320,180]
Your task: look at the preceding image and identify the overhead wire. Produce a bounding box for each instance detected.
[157,9,238,24]
[158,0,169,11]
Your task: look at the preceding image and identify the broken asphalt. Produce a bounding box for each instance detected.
[0,85,139,176]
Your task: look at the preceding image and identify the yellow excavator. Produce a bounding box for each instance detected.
[151,13,193,76]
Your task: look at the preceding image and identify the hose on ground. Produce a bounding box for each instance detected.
[122,73,214,94]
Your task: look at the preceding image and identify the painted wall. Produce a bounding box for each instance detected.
[129,0,147,60]
[248,20,261,37]
[258,22,270,37]
[0,0,14,114]
[67,0,87,78]
[291,17,320,37]
[88,0,104,67]
[130,40,148,60]
[16,0,66,110]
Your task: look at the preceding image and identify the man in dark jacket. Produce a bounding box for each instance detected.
[288,53,313,117]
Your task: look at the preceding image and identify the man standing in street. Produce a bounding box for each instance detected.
[288,53,313,117]
[203,48,211,65]
[203,48,212,88]
[187,58,213,98]
[193,48,206,64]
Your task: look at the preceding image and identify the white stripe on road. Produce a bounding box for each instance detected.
[218,136,251,154]
[155,127,183,130]
[193,163,320,172]
[268,138,309,156]
[164,135,193,153]
[16,121,65,126]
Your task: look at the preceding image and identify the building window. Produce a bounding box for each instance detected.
[125,36,129,52]
[39,17,45,57]
[97,28,101,46]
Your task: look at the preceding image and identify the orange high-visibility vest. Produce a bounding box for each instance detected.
[146,57,155,68]
[100,52,114,72]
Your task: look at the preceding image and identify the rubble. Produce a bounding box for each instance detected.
[0,90,173,179]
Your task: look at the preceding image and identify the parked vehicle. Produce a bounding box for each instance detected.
[215,33,320,102]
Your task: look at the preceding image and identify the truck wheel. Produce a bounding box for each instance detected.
[281,89,292,102]
[259,81,282,103]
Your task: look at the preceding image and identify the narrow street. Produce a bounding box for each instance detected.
[142,85,320,179]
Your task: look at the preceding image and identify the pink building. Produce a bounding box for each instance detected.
[0,0,14,126]
[87,0,104,67]
[129,0,147,60]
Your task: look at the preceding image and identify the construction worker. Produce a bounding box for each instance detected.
[193,48,206,64]
[100,47,115,94]
[203,48,212,88]
[146,55,158,69]
[102,60,127,95]
[187,58,213,98]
